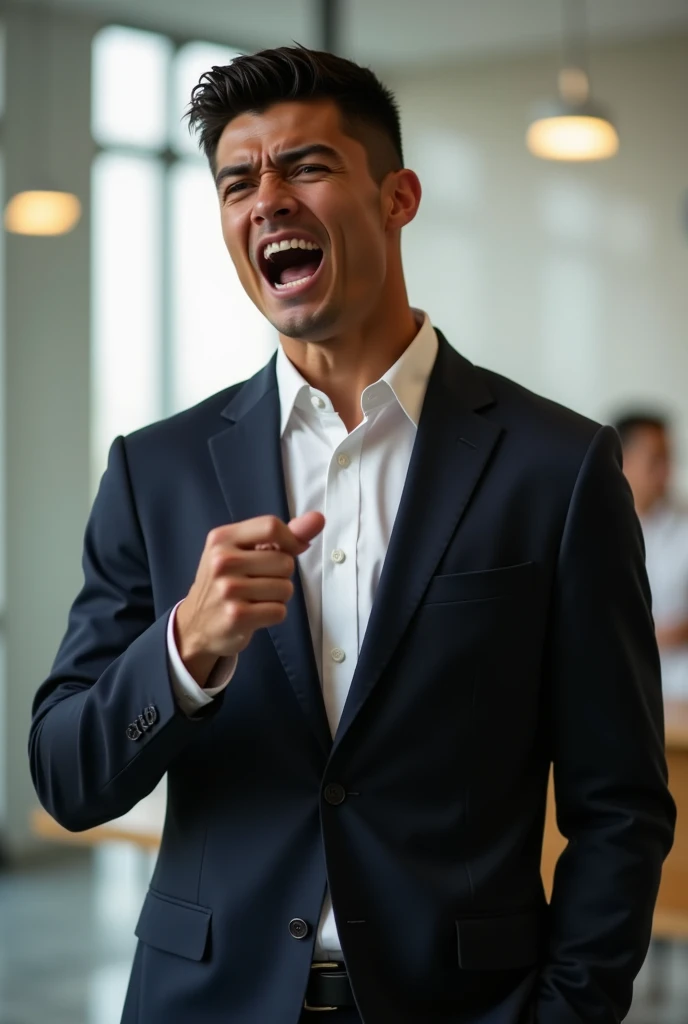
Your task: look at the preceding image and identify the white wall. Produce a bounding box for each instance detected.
[389,34,688,491]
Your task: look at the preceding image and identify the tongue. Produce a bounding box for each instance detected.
[279,260,320,285]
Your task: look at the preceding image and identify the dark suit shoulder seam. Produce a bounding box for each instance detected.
[556,424,609,571]
[116,435,151,575]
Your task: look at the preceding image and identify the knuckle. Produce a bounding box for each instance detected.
[262,515,282,538]
[211,549,240,577]
[207,526,226,549]
[209,551,225,575]
[225,603,246,632]
[220,577,241,600]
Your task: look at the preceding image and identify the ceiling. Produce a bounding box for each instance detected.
[20,0,688,65]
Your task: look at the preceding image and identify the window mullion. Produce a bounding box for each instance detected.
[160,152,174,419]
[160,40,181,419]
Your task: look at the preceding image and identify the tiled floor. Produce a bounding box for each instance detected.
[0,848,148,1024]
[0,850,686,1023]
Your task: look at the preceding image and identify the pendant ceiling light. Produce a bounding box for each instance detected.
[5,190,81,236]
[4,7,82,236]
[526,0,619,162]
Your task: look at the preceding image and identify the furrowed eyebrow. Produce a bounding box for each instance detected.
[273,144,340,166]
[215,162,253,191]
[214,144,340,191]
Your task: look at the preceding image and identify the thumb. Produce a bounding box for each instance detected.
[288,511,326,546]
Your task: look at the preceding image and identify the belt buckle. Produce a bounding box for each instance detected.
[304,961,340,1012]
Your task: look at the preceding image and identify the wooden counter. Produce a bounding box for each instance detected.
[541,700,688,939]
[31,780,165,851]
[33,702,688,938]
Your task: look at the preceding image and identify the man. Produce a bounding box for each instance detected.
[30,46,675,1024]
[616,411,688,699]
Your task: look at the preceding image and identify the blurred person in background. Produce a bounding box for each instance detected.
[616,411,688,699]
[29,46,674,1024]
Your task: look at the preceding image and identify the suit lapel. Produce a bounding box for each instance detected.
[333,334,503,748]
[208,358,332,756]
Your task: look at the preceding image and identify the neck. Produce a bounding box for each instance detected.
[279,293,419,433]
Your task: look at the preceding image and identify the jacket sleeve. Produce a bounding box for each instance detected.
[28,435,223,832]
[534,425,676,1023]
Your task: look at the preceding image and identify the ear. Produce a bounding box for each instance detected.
[382,169,422,232]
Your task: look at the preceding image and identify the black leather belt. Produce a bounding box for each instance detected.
[304,962,355,1012]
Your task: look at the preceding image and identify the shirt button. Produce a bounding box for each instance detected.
[331,549,346,564]
[337,453,351,468]
[311,395,326,410]
[288,918,310,940]
[331,647,346,663]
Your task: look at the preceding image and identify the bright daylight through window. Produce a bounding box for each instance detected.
[91,26,277,490]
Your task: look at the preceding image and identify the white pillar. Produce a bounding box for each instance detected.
[2,4,95,855]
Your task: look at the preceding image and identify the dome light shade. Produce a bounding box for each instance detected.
[526,99,619,162]
[4,189,82,236]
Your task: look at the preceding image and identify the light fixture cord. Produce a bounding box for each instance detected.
[561,0,589,75]
[46,3,55,189]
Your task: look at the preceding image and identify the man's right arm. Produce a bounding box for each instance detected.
[28,436,228,832]
[29,436,324,831]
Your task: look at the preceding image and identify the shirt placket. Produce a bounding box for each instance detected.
[320,422,364,737]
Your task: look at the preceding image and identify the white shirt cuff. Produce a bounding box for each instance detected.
[166,602,237,716]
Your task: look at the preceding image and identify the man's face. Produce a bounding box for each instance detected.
[623,426,672,513]
[213,99,395,341]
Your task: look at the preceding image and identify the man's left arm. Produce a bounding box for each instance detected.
[535,425,676,1024]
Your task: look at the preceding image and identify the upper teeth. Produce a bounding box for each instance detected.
[264,238,321,260]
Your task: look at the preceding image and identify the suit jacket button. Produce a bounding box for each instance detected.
[324,783,346,806]
[289,918,309,940]
[144,705,158,726]
[126,723,141,741]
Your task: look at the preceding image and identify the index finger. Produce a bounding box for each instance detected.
[231,515,308,555]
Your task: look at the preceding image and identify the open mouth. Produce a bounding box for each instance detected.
[259,236,324,293]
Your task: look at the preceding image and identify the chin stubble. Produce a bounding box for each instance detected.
[273,303,342,341]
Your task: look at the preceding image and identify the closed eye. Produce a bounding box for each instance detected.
[294,164,329,176]
[222,164,329,201]
[223,180,251,199]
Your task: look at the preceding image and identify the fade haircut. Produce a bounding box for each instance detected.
[185,44,404,183]
[614,412,669,448]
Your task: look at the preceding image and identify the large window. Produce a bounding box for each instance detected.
[91,26,276,487]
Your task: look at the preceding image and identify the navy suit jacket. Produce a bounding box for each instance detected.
[30,333,675,1024]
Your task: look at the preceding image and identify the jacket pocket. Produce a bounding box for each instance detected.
[456,908,544,970]
[135,888,212,961]
[424,561,534,606]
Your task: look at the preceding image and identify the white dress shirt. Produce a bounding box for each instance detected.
[167,310,438,957]
[641,501,688,699]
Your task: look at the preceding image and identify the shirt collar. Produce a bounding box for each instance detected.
[379,312,438,426]
[275,341,316,437]
[275,310,438,437]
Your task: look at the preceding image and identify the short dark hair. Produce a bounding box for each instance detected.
[613,411,669,447]
[185,45,403,182]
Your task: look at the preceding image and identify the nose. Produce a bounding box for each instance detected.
[251,175,298,226]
